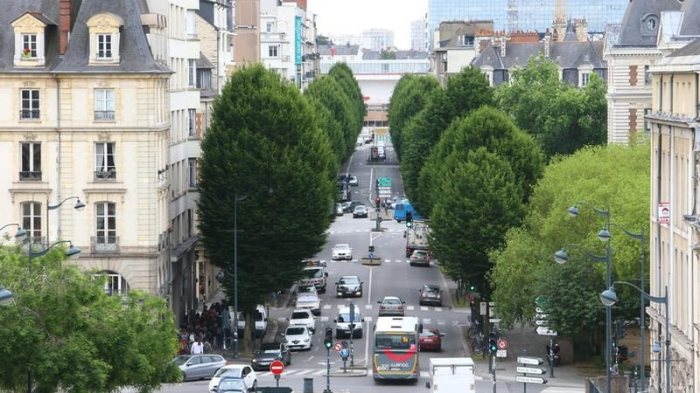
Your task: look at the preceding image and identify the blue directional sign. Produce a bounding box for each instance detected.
[340,348,350,359]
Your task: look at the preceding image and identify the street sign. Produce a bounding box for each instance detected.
[270,360,285,375]
[536,326,558,336]
[496,349,507,358]
[535,319,548,326]
[339,348,350,359]
[515,376,547,384]
[480,302,487,316]
[534,296,550,308]
[333,342,342,351]
[489,318,502,323]
[497,339,508,350]
[377,177,391,187]
[535,307,545,314]
[517,356,544,365]
[535,313,549,319]
[516,366,547,375]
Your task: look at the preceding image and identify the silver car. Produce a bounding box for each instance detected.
[172,354,227,381]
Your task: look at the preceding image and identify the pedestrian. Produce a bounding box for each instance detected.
[190,337,205,354]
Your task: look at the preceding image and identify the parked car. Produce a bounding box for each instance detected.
[409,249,431,267]
[340,201,352,213]
[353,205,368,218]
[335,203,344,216]
[172,354,227,381]
[251,342,291,371]
[348,176,359,186]
[335,306,364,339]
[335,275,363,298]
[419,328,444,352]
[289,308,316,333]
[377,296,406,316]
[419,284,443,306]
[216,377,248,393]
[283,324,312,351]
[332,243,353,260]
[209,364,257,392]
[343,201,364,213]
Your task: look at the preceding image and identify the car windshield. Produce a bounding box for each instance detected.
[214,367,240,378]
[292,311,310,319]
[172,355,190,366]
[334,244,350,250]
[382,297,401,305]
[258,344,282,353]
[339,277,358,285]
[420,330,438,337]
[286,327,306,335]
[414,251,428,257]
[423,285,440,293]
[338,312,361,322]
[218,378,246,391]
[303,268,323,279]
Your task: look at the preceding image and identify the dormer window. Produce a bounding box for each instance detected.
[87,13,123,65]
[11,12,50,67]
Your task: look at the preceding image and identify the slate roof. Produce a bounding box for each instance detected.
[667,37,700,57]
[471,40,605,70]
[615,0,682,47]
[679,0,700,36]
[0,0,169,74]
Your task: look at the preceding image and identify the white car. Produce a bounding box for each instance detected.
[289,308,316,334]
[284,324,312,351]
[209,364,257,392]
[332,243,353,260]
[297,284,318,297]
[348,176,359,186]
[295,293,321,316]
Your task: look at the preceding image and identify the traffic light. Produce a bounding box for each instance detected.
[324,327,333,349]
[488,333,498,355]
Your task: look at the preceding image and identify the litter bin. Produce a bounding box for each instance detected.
[303,377,313,393]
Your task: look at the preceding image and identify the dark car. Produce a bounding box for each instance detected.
[377,296,405,316]
[419,284,443,306]
[419,328,444,352]
[352,205,368,218]
[343,201,364,213]
[251,343,291,371]
[335,275,363,298]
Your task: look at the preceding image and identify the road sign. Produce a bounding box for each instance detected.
[536,326,558,336]
[516,366,547,375]
[497,339,508,350]
[377,177,391,187]
[489,318,502,323]
[535,307,546,314]
[496,349,507,358]
[270,360,285,375]
[535,313,549,319]
[517,356,544,365]
[535,319,549,326]
[339,348,350,359]
[534,296,550,308]
[515,376,547,384]
[480,302,487,316]
[333,342,342,351]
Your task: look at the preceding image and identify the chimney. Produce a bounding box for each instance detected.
[59,0,71,54]
[500,35,506,57]
[544,34,551,58]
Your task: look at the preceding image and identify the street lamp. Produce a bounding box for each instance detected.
[600,283,670,393]
[46,196,85,244]
[28,240,81,272]
[0,223,27,241]
[232,194,248,359]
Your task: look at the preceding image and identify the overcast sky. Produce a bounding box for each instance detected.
[307,0,427,50]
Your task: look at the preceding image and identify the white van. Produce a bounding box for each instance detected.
[426,357,476,393]
[334,305,364,339]
[231,304,268,338]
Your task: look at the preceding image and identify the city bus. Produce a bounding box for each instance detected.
[372,316,421,382]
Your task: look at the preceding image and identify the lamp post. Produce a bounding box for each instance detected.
[0,223,27,241]
[600,283,670,393]
[599,225,646,390]
[232,194,247,359]
[46,196,85,244]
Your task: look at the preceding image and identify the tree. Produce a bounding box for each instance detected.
[0,247,180,393]
[198,65,336,353]
[307,97,346,164]
[327,63,366,131]
[306,76,358,158]
[489,142,649,353]
[417,106,544,216]
[400,67,493,212]
[429,148,524,288]
[316,35,330,45]
[387,75,440,158]
[496,56,606,158]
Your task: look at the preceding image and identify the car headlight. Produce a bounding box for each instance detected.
[252,359,258,363]
[304,338,310,342]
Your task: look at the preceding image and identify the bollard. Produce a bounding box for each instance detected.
[303,377,314,393]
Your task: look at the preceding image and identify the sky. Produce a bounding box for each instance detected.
[307,0,427,50]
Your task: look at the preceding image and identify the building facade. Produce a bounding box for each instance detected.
[0,0,171,297]
[648,37,700,393]
[362,28,394,51]
[411,19,428,52]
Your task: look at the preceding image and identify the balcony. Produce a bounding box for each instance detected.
[94,170,116,180]
[20,109,40,120]
[19,171,42,181]
[91,236,119,254]
[94,111,115,121]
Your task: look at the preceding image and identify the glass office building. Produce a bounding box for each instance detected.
[428,0,627,37]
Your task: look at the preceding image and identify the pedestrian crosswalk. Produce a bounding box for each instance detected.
[256,368,432,378]
[277,315,460,326]
[323,258,433,265]
[327,227,405,235]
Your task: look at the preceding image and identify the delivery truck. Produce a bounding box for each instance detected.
[425,357,476,393]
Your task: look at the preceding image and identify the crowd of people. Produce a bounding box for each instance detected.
[178,302,231,355]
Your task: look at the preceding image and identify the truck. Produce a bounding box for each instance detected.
[405,219,430,257]
[299,260,328,293]
[426,357,476,393]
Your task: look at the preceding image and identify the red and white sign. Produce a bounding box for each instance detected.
[269,360,285,375]
[497,339,508,350]
[333,342,343,352]
[658,202,670,225]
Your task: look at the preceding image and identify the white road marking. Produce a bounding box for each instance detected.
[422,318,431,324]
[406,305,415,311]
[364,316,373,322]
[367,266,373,305]
[395,259,402,263]
[323,305,332,309]
[384,259,390,263]
[420,371,429,378]
[435,307,443,312]
[320,316,329,322]
[365,304,372,310]
[277,317,287,322]
[437,320,446,325]
[420,306,429,311]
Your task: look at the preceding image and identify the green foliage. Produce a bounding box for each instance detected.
[429,148,524,287]
[306,75,358,158]
[400,67,493,213]
[307,97,346,165]
[489,142,649,342]
[387,75,440,158]
[496,56,607,158]
[198,65,335,319]
[0,247,179,393]
[328,63,366,129]
[417,106,544,216]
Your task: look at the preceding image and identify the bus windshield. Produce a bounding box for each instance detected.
[375,333,416,350]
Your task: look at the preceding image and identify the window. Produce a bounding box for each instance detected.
[97,272,130,295]
[95,202,116,246]
[266,22,274,33]
[20,142,41,180]
[188,109,196,137]
[186,10,197,37]
[94,89,115,120]
[20,89,40,119]
[21,34,37,58]
[581,72,590,87]
[188,59,197,87]
[197,69,212,90]
[188,158,197,188]
[644,65,651,85]
[269,45,279,57]
[21,201,41,241]
[97,34,112,58]
[95,142,116,180]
